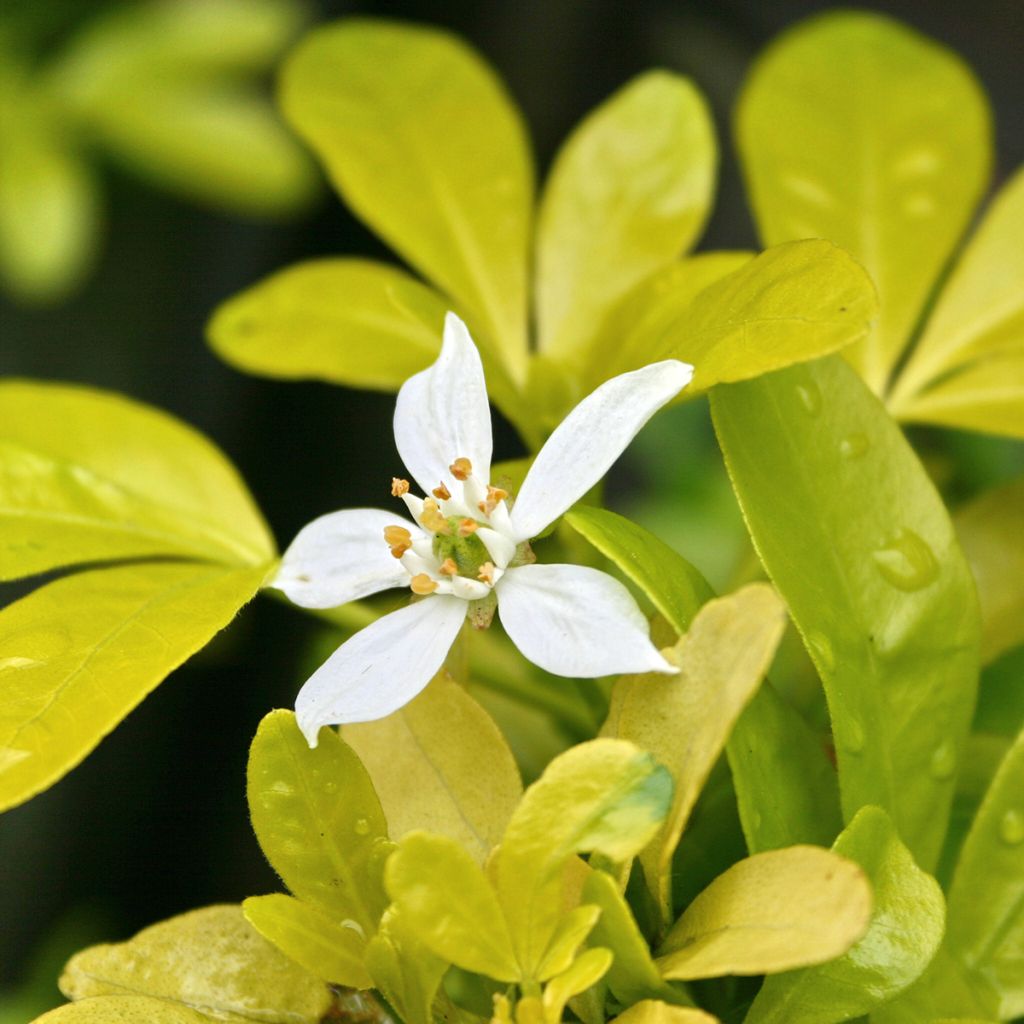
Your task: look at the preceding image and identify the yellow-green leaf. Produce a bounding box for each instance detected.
[656,846,871,980]
[279,19,533,379]
[536,71,714,361]
[344,672,522,865]
[32,996,221,1023]
[58,905,330,1023]
[534,905,602,982]
[736,11,991,392]
[542,948,614,1024]
[955,477,1024,664]
[207,258,449,392]
[246,710,390,935]
[243,893,372,990]
[385,831,520,982]
[611,1001,720,1024]
[0,381,274,579]
[0,561,265,814]
[610,584,787,918]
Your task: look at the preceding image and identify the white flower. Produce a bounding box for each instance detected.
[274,313,693,745]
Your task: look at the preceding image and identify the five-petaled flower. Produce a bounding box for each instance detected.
[274,313,693,746]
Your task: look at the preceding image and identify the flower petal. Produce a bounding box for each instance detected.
[496,563,676,677]
[272,508,418,608]
[296,595,467,744]
[508,360,693,541]
[393,311,493,493]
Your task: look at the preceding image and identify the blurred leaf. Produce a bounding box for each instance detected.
[736,10,991,392]
[33,996,220,1023]
[344,672,522,864]
[247,710,390,935]
[954,476,1024,663]
[746,806,945,1024]
[611,1001,719,1024]
[656,846,871,980]
[711,357,980,871]
[243,893,372,989]
[0,381,274,580]
[0,561,265,814]
[385,831,520,982]
[496,739,673,979]
[279,18,533,380]
[536,71,714,361]
[208,258,449,391]
[609,584,787,918]
[57,905,330,1022]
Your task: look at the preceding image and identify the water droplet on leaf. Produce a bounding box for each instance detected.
[999,810,1024,846]
[839,433,869,459]
[795,382,822,416]
[929,741,956,780]
[872,528,939,591]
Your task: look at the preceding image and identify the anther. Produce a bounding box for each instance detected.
[420,498,450,534]
[477,562,496,586]
[457,518,478,537]
[391,478,410,497]
[450,457,472,481]
[432,482,452,500]
[383,525,412,558]
[439,557,458,576]
[410,573,439,595]
[478,485,509,517]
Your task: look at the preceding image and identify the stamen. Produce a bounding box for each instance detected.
[450,457,472,481]
[391,478,410,497]
[383,525,412,558]
[477,561,496,586]
[409,573,438,595]
[439,557,458,576]
[478,485,509,517]
[432,482,452,500]
[419,498,451,534]
[458,518,479,538]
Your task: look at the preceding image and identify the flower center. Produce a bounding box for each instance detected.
[433,517,491,580]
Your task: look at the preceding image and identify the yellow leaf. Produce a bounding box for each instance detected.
[611,1000,720,1024]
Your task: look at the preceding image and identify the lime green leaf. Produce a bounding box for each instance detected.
[536,71,714,360]
[955,477,1024,663]
[893,166,1024,406]
[711,357,980,870]
[564,505,713,636]
[656,846,871,980]
[343,672,522,865]
[611,1001,720,1024]
[208,258,449,391]
[0,381,274,579]
[385,831,520,982]
[279,19,533,379]
[242,893,372,990]
[496,738,673,978]
[747,806,944,1024]
[32,996,221,1023]
[364,907,448,1024]
[946,727,1024,1018]
[0,560,264,814]
[542,948,614,1024]
[736,11,991,392]
[246,710,390,935]
[609,584,787,918]
[534,905,602,982]
[58,905,330,1023]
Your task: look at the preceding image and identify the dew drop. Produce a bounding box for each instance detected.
[839,433,869,459]
[807,631,836,673]
[354,818,371,835]
[999,810,1024,846]
[837,718,865,755]
[871,528,939,591]
[795,381,822,416]
[929,741,957,780]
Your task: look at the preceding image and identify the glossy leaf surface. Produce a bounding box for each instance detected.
[712,357,980,870]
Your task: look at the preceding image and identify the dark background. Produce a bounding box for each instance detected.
[2,0,1022,1010]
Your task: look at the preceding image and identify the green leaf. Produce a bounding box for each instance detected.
[746,806,945,1024]
[946,727,1024,1018]
[611,1001,720,1024]
[0,560,265,814]
[542,948,614,1023]
[711,357,980,870]
[736,10,991,392]
[385,830,520,982]
[656,846,871,981]
[535,71,714,360]
[0,381,274,580]
[279,18,533,380]
[496,738,673,979]
[246,710,390,935]
[208,258,449,392]
[343,671,522,865]
[954,477,1024,664]
[534,905,602,982]
[892,167,1023,413]
[242,893,372,990]
[609,584,787,919]
[58,905,330,1023]
[32,996,221,1023]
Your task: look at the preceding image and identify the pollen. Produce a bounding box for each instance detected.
[391,477,410,497]
[450,457,472,481]
[409,573,439,595]
[477,561,496,586]
[383,525,412,558]
[478,485,509,517]
[439,557,458,576]
[457,518,478,537]
[432,482,452,500]
[420,498,450,534]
